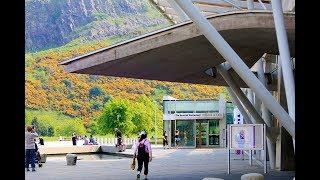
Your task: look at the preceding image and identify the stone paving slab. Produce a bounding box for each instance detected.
[26,148,294,180]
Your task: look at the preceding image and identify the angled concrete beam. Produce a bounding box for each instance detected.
[257,58,276,169]
[227,87,252,124]
[217,64,277,142]
[173,0,294,138]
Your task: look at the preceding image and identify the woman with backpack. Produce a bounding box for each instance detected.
[133,131,152,180]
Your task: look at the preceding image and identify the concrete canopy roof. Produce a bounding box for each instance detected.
[61,11,295,90]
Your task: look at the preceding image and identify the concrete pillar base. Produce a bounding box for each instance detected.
[241,173,264,180]
[66,154,77,166]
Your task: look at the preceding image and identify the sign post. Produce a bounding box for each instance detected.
[227,125,230,174]
[263,124,267,173]
[227,124,266,174]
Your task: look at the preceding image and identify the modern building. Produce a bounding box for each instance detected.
[61,0,295,171]
[163,95,234,148]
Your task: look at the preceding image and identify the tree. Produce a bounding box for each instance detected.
[47,126,55,137]
[89,87,104,99]
[97,98,135,136]
[31,117,39,128]
[31,117,48,136]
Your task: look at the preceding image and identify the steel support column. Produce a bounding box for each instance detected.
[227,87,252,124]
[271,0,295,122]
[217,64,276,142]
[277,57,295,152]
[172,0,295,138]
[257,59,276,169]
[247,89,255,123]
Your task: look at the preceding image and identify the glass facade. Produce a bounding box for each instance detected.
[226,102,235,124]
[163,98,234,148]
[176,120,195,147]
[196,120,208,147]
[209,120,220,145]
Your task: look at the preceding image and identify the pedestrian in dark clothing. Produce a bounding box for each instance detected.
[163,131,168,149]
[72,132,77,146]
[115,128,122,147]
[39,138,44,145]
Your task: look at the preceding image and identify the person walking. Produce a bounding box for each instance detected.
[25,125,38,171]
[115,128,122,147]
[163,131,168,149]
[133,131,152,180]
[72,132,77,146]
[174,130,180,148]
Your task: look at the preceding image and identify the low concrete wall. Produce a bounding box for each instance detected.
[100,146,118,153]
[39,144,133,155]
[39,145,101,155]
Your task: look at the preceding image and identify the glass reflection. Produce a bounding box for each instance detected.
[176,120,195,147]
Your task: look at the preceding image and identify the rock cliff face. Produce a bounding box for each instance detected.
[25,0,170,52]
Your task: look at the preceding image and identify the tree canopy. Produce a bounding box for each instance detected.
[96,95,162,137]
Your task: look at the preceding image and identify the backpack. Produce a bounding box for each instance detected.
[137,140,146,156]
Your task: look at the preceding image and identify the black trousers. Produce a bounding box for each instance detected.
[163,139,168,146]
[137,155,149,175]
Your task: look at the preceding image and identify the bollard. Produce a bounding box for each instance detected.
[66,154,77,166]
[241,173,264,180]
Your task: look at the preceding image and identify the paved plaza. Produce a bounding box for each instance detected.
[26,148,294,180]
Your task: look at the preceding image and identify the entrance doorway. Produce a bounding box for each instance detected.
[196,121,209,148]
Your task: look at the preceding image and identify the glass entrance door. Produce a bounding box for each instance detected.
[196,121,209,148]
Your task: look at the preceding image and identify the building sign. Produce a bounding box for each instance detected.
[163,113,223,120]
[229,124,264,150]
[227,124,267,174]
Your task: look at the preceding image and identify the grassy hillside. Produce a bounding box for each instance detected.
[25,37,229,130]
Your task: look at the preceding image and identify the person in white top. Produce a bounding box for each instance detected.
[25,125,38,171]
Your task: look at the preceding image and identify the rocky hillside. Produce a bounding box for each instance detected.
[25,0,170,52]
[25,0,229,130]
